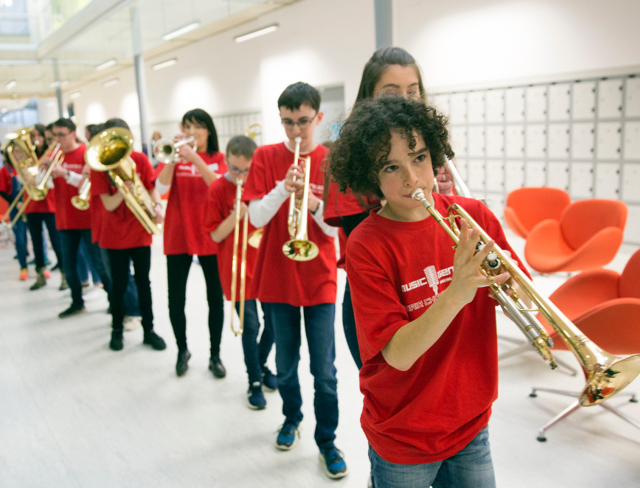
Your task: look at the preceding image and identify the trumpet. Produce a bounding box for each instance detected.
[230,179,249,336]
[283,137,318,261]
[152,136,196,164]
[71,178,91,210]
[412,188,640,407]
[86,128,161,235]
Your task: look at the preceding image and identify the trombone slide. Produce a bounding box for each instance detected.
[230,179,248,336]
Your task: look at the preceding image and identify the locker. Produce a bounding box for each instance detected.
[484,193,505,220]
[548,84,571,121]
[572,81,596,119]
[598,79,623,119]
[622,163,640,203]
[505,125,525,158]
[571,123,595,160]
[548,123,570,159]
[505,160,525,192]
[467,159,486,192]
[526,124,546,159]
[548,162,570,191]
[623,122,640,160]
[596,122,622,160]
[486,126,504,157]
[450,93,468,123]
[468,127,485,157]
[594,163,621,199]
[525,161,546,187]
[486,90,505,123]
[570,162,594,199]
[449,127,468,157]
[624,205,640,244]
[526,86,547,122]
[431,94,451,117]
[485,159,505,192]
[468,92,485,124]
[506,88,525,122]
[625,78,640,117]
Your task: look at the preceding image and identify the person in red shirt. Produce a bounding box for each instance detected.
[91,118,166,352]
[329,96,530,488]
[242,82,346,480]
[156,109,228,378]
[204,135,277,409]
[49,118,112,318]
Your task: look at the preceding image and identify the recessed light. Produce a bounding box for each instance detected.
[96,59,117,71]
[103,79,119,88]
[234,24,279,43]
[69,91,81,99]
[162,22,200,41]
[152,58,178,70]
[6,80,16,89]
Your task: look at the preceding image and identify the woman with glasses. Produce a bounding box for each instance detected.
[156,108,228,378]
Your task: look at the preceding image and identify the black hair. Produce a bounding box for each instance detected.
[32,124,46,138]
[52,118,76,132]
[85,123,104,140]
[45,123,54,132]
[226,135,257,160]
[277,82,321,112]
[181,108,219,156]
[329,97,453,199]
[356,47,427,104]
[103,118,130,131]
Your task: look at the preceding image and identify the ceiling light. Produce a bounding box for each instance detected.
[69,91,81,99]
[96,59,117,71]
[152,58,178,70]
[162,21,200,41]
[234,24,279,43]
[103,79,119,88]
[5,80,16,89]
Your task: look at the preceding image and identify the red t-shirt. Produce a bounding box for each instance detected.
[203,176,258,301]
[242,142,337,306]
[0,165,12,195]
[346,194,528,465]
[163,152,227,256]
[53,144,91,230]
[24,188,56,214]
[90,194,103,244]
[90,151,156,249]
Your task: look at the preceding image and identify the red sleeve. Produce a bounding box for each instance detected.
[0,166,12,194]
[90,169,113,196]
[131,152,154,190]
[203,179,228,233]
[241,146,268,202]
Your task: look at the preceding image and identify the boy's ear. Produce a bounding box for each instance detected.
[315,111,324,124]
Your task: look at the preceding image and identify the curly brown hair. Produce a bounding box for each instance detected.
[328,97,453,198]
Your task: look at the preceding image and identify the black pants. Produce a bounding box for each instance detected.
[109,247,153,332]
[26,212,63,271]
[167,254,224,356]
[59,229,112,307]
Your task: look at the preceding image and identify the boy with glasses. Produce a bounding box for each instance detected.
[241,82,346,479]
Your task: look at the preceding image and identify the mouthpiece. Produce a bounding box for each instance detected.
[294,136,302,143]
[411,188,427,203]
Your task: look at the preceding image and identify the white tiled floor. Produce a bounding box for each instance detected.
[1,233,639,488]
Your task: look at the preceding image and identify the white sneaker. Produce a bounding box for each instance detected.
[123,316,142,331]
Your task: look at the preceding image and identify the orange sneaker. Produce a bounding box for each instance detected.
[19,269,28,280]
[44,270,51,279]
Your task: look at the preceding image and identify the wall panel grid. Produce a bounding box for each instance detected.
[431,73,640,244]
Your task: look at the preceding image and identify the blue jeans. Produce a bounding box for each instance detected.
[77,239,101,285]
[368,427,496,488]
[236,300,274,385]
[11,211,28,269]
[262,302,338,449]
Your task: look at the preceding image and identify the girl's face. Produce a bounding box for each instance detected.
[30,129,45,148]
[373,65,421,101]
[377,131,434,222]
[182,119,210,152]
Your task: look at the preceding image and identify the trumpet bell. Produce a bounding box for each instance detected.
[248,228,263,248]
[580,354,640,406]
[282,239,319,262]
[71,196,90,211]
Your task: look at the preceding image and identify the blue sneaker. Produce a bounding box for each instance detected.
[319,446,348,479]
[275,421,299,450]
[262,367,277,392]
[247,382,266,410]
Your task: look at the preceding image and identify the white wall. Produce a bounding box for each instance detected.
[395,0,640,90]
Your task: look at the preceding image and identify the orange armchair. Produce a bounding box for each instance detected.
[504,187,570,239]
[524,199,627,273]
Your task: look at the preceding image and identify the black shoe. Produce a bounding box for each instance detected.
[109,330,124,351]
[143,331,167,351]
[176,350,191,376]
[58,303,86,318]
[209,355,226,378]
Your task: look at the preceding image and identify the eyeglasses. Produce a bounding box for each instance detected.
[280,113,317,129]
[229,166,250,175]
[52,132,71,138]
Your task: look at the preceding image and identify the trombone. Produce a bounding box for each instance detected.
[152,136,196,164]
[282,137,318,261]
[230,179,249,336]
[85,128,161,235]
[412,188,640,407]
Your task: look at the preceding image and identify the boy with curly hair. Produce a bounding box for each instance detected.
[329,96,528,488]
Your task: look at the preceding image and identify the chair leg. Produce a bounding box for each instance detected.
[598,395,640,431]
[533,399,582,442]
[530,387,580,399]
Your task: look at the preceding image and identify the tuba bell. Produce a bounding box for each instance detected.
[85,128,161,235]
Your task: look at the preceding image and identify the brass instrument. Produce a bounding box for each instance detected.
[444,156,473,198]
[152,136,196,164]
[230,178,249,336]
[244,123,262,144]
[412,188,640,407]
[85,128,161,235]
[283,137,318,261]
[71,178,91,210]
